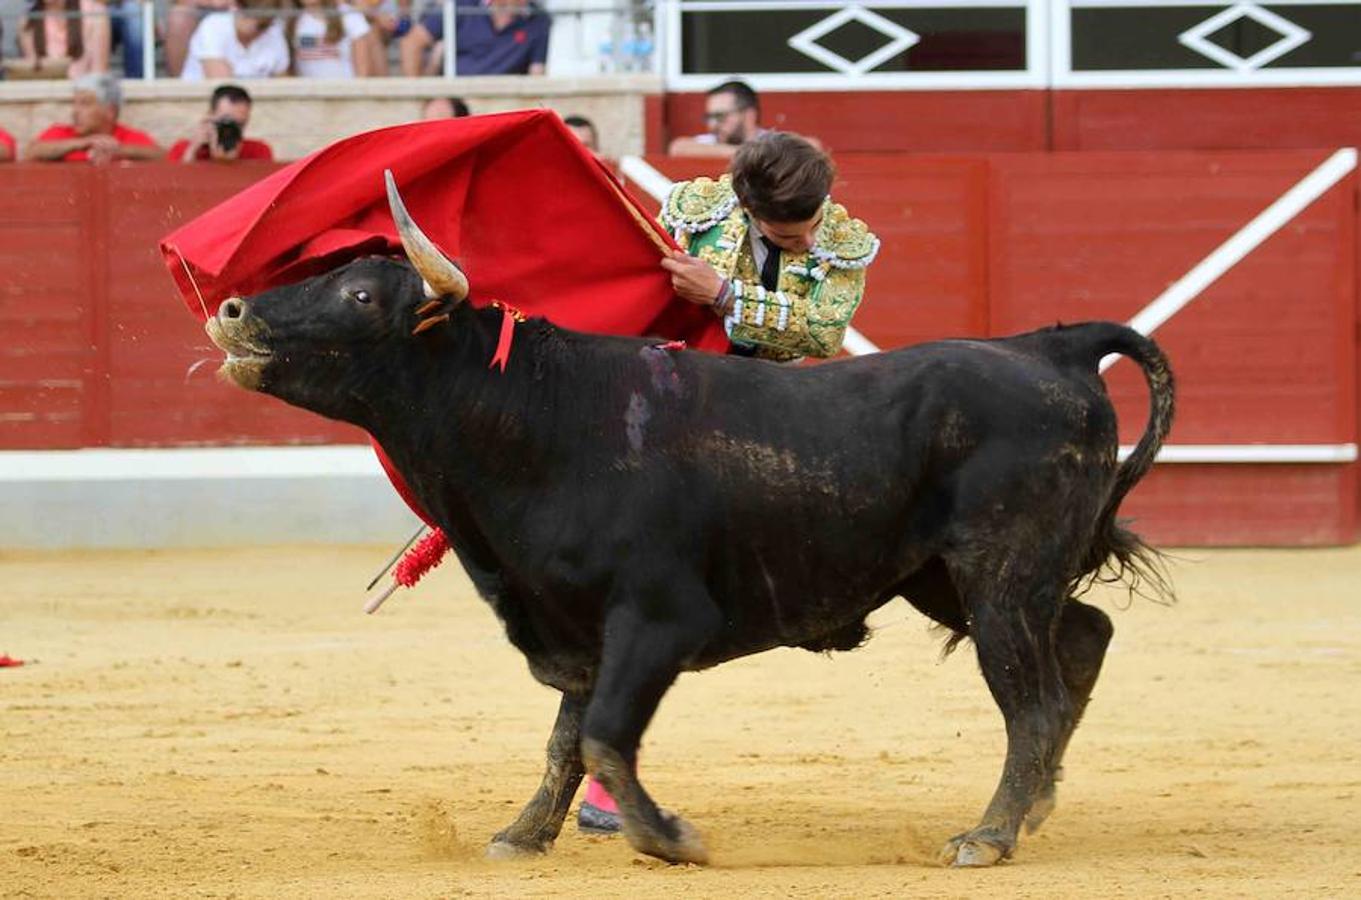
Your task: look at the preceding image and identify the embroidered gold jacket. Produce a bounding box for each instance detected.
[659,173,879,360]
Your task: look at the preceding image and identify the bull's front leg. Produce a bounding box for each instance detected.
[487,691,587,857]
[581,577,721,865]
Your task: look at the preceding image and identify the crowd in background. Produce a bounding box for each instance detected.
[0,69,605,162]
[0,0,550,80]
[0,67,763,167]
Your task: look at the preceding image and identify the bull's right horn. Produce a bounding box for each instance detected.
[384,170,470,302]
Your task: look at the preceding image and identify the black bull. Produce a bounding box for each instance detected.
[206,256,1174,868]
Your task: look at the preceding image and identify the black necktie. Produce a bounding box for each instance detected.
[759,236,781,291]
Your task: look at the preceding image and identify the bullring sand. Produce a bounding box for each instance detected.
[2,545,1359,897]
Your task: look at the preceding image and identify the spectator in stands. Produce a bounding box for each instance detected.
[110,0,147,79]
[562,114,598,155]
[181,0,291,81]
[668,79,765,158]
[288,0,376,78]
[352,0,413,76]
[26,73,163,164]
[165,0,233,77]
[16,0,110,79]
[168,84,275,163]
[0,125,16,162]
[399,0,548,77]
[421,96,471,119]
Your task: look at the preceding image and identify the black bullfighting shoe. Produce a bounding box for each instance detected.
[577,800,621,835]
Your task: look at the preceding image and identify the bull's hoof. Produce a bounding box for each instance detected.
[486,836,550,860]
[938,830,1011,868]
[625,810,709,866]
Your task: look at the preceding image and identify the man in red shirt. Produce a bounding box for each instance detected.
[26,74,163,164]
[168,84,275,163]
[0,126,15,162]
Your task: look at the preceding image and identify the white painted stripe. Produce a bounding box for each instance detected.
[1118,444,1358,464]
[1070,0,1359,8]
[667,72,1047,92]
[0,442,1351,483]
[681,0,1027,9]
[1053,69,1361,90]
[618,156,676,204]
[841,326,882,356]
[1101,147,1357,372]
[0,446,383,482]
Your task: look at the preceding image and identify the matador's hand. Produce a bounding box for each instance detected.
[660,250,725,306]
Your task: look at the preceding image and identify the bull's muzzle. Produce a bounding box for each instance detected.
[205,297,271,391]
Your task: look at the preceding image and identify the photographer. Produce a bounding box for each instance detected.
[168,84,275,163]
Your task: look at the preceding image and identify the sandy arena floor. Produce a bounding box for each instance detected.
[2,544,1359,898]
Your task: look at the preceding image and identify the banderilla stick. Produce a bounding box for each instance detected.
[365,523,428,591]
[363,581,401,615]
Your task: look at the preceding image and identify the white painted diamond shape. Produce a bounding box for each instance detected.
[788,6,919,77]
[1178,2,1311,73]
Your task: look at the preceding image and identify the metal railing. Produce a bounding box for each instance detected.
[10,1,1355,88]
[0,1,656,81]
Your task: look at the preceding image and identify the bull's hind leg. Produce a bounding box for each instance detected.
[1026,598,1114,833]
[580,576,721,865]
[939,557,1073,867]
[487,692,588,857]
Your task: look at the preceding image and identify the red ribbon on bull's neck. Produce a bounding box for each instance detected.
[488,301,526,373]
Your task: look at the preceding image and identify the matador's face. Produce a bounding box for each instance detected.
[752,209,824,254]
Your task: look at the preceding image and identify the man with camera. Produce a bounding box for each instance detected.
[168,84,275,163]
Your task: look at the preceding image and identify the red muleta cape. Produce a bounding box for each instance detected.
[160,109,728,523]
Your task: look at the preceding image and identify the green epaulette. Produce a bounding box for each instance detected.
[810,203,879,270]
[660,174,740,235]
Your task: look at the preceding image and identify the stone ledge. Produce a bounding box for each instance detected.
[0,447,421,548]
[0,73,663,101]
[0,74,660,159]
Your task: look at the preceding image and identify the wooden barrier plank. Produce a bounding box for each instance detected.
[1051,88,1361,153]
[987,151,1354,446]
[1123,465,1357,546]
[101,165,365,448]
[0,155,1354,543]
[654,90,1049,154]
[0,167,93,448]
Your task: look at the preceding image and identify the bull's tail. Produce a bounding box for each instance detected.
[1072,323,1177,603]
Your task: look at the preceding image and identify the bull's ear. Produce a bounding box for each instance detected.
[385,170,470,303]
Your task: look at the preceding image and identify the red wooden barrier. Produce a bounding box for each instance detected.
[0,163,363,450]
[646,91,1049,155]
[635,150,1359,544]
[1,155,1356,544]
[649,87,1361,156]
[1049,88,1361,153]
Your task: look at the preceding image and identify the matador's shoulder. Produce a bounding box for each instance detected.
[660,174,739,234]
[811,201,880,270]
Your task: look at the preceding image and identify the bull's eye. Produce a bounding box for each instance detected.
[352,289,372,305]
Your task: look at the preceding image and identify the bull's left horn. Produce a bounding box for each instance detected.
[384,169,470,302]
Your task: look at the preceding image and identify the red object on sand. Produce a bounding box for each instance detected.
[0,654,24,668]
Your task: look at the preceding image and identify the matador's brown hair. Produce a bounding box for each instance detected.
[730,132,835,224]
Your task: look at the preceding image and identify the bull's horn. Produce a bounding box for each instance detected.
[384,170,469,302]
